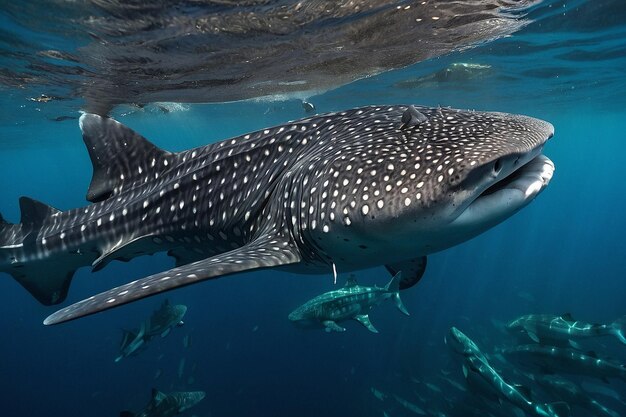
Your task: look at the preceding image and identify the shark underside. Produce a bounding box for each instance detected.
[0,105,554,325]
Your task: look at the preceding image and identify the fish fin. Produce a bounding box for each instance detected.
[92,235,159,271]
[354,314,379,333]
[344,274,358,287]
[400,105,428,129]
[384,271,403,292]
[393,292,409,316]
[0,198,77,305]
[323,320,345,332]
[561,312,574,321]
[44,229,302,325]
[385,256,427,290]
[119,328,136,346]
[18,196,61,226]
[384,272,410,316]
[4,256,79,305]
[462,364,468,379]
[151,388,167,404]
[527,331,540,343]
[610,316,626,345]
[79,113,174,203]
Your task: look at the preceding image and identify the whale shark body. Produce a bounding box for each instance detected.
[446,327,570,417]
[0,105,554,325]
[288,272,409,333]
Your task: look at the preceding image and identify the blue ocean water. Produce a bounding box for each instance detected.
[0,1,625,417]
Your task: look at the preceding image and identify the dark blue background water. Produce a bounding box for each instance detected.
[0,1,625,416]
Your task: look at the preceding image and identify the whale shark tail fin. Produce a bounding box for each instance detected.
[385,272,409,316]
[0,198,81,306]
[610,316,626,345]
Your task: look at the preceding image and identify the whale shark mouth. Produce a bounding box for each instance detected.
[479,153,554,201]
[452,153,555,228]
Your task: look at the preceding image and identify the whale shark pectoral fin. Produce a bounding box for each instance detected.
[355,314,379,333]
[385,256,427,290]
[323,321,345,333]
[44,231,302,325]
[79,113,174,203]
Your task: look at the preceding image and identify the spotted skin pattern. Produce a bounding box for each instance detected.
[0,105,554,324]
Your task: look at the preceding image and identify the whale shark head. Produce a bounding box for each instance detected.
[445,326,477,355]
[307,106,554,268]
[420,110,555,251]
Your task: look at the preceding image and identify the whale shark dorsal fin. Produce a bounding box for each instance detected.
[400,105,428,130]
[561,313,574,321]
[18,196,60,226]
[44,229,302,325]
[344,274,358,287]
[79,113,173,203]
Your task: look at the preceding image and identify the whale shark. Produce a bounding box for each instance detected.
[288,272,408,333]
[502,344,626,383]
[507,313,626,346]
[120,388,205,417]
[0,105,554,325]
[446,327,570,417]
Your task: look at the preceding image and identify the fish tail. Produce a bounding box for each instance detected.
[610,316,626,345]
[0,198,80,305]
[385,272,409,316]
